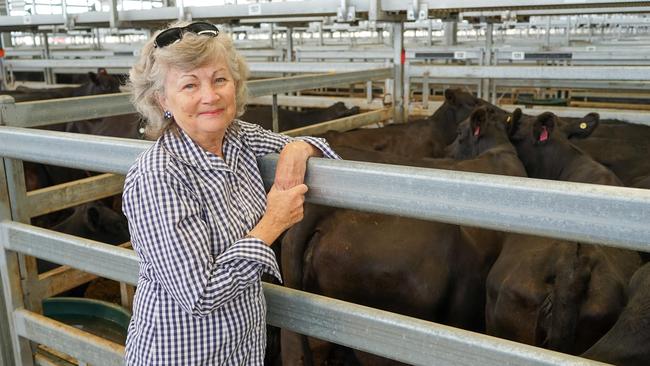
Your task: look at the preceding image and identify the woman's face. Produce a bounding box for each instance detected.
[158,57,237,144]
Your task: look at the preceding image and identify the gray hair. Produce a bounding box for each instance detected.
[128,21,249,139]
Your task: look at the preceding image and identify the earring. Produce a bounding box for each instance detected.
[164,110,173,119]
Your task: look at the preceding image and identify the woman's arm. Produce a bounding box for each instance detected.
[123,171,280,317]
[238,120,339,160]
[273,141,320,190]
[238,120,340,190]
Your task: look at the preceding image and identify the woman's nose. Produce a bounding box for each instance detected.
[201,84,220,103]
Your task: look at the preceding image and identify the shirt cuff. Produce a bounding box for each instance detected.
[216,238,282,282]
[295,136,341,160]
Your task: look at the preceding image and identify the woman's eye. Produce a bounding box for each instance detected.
[183,83,196,90]
[215,77,227,84]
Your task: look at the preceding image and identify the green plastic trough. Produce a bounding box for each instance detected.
[42,297,131,345]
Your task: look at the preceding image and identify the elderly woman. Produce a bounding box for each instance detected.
[123,21,339,365]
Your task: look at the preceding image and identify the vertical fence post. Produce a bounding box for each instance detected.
[0,157,14,366]
[391,22,405,123]
[272,94,279,133]
[4,158,42,313]
[0,158,34,366]
[422,71,430,110]
[1,95,41,364]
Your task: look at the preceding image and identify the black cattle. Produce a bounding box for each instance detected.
[582,262,650,365]
[559,117,650,189]
[36,201,130,273]
[486,111,642,354]
[280,107,521,365]
[511,112,622,186]
[321,88,489,158]
[3,69,122,102]
[241,101,360,132]
[64,113,143,140]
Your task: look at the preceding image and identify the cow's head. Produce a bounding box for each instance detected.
[87,70,122,95]
[558,113,600,140]
[429,88,485,142]
[53,202,130,245]
[447,106,517,159]
[509,111,560,146]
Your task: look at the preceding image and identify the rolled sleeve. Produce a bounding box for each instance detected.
[218,237,281,281]
[239,120,292,156]
[239,119,340,160]
[295,135,341,160]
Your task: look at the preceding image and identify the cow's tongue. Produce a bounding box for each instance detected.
[539,126,549,142]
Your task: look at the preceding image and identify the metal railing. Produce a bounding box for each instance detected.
[0,68,392,128]
[0,68,396,365]
[3,127,635,365]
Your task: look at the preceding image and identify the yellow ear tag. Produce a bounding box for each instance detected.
[579,122,587,129]
[506,116,512,123]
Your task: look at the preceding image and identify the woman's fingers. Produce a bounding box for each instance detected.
[274,141,312,190]
[266,183,308,230]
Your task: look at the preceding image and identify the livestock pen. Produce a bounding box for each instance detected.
[2,90,650,365]
[1,1,650,364]
[0,69,394,365]
[1,61,650,366]
[5,126,650,366]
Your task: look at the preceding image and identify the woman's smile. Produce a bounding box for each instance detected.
[199,108,224,116]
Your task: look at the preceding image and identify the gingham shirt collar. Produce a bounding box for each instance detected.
[162,122,244,172]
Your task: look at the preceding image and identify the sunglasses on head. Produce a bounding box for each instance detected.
[154,22,219,48]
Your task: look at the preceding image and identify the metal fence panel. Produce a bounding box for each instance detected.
[3,222,138,285]
[1,127,649,253]
[0,159,14,366]
[258,155,650,252]
[0,221,607,366]
[0,69,392,128]
[13,309,124,366]
[409,65,650,81]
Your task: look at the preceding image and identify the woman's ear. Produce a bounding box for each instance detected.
[156,91,168,112]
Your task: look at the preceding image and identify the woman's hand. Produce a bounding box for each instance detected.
[248,183,308,245]
[274,141,322,190]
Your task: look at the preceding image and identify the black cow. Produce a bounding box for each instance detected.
[582,262,650,365]
[511,112,622,186]
[241,101,360,132]
[3,69,122,102]
[486,111,642,354]
[559,117,650,189]
[280,107,521,365]
[36,201,130,273]
[321,88,488,159]
[64,113,143,140]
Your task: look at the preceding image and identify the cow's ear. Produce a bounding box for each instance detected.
[470,108,488,138]
[534,112,557,143]
[88,72,99,85]
[506,108,522,136]
[444,88,458,104]
[560,113,599,139]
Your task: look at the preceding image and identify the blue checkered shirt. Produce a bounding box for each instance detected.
[122,120,339,365]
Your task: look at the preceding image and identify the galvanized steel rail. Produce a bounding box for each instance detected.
[409,65,650,81]
[1,126,649,253]
[0,0,645,30]
[0,68,391,128]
